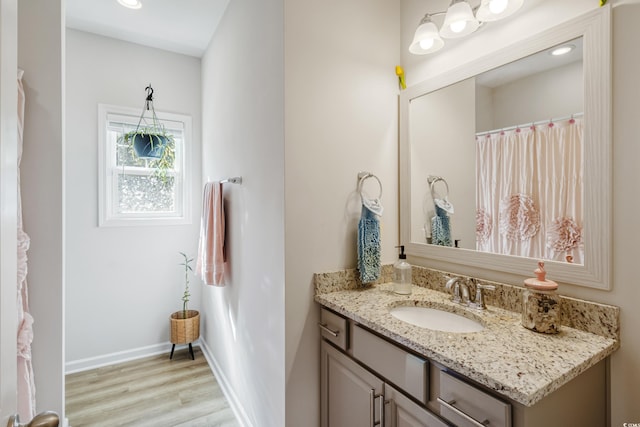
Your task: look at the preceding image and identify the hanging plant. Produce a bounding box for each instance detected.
[127,131,169,159]
[118,85,176,183]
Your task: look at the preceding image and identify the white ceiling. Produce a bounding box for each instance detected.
[476,37,583,88]
[65,0,230,57]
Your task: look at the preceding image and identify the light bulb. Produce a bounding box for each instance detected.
[450,20,467,34]
[489,0,508,14]
[117,0,142,9]
[441,1,478,38]
[419,38,435,50]
[476,0,523,22]
[409,16,444,54]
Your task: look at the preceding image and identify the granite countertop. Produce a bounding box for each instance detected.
[315,281,618,407]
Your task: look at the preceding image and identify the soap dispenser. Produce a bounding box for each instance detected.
[393,246,412,295]
[521,261,561,334]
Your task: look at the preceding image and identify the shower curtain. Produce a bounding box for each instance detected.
[17,68,36,420]
[476,118,584,263]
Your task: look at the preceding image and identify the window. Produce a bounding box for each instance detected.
[98,104,191,226]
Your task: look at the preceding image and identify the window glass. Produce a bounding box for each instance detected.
[98,104,191,226]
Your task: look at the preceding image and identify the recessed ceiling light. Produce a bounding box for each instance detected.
[550,44,575,56]
[117,0,142,10]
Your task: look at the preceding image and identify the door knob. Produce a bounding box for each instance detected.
[7,412,59,427]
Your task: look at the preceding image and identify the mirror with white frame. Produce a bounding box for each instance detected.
[399,7,611,289]
[412,37,583,260]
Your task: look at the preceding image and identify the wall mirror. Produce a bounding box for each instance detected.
[399,7,611,289]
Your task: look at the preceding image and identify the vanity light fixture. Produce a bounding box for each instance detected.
[440,0,480,39]
[476,0,524,22]
[409,15,445,55]
[117,0,142,10]
[550,44,575,56]
[410,0,524,55]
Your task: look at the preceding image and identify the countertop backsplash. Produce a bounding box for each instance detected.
[314,264,394,294]
[314,264,619,341]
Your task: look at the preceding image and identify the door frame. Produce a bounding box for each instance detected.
[0,0,19,422]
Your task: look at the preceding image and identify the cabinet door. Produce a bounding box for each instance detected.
[321,341,384,427]
[385,384,451,427]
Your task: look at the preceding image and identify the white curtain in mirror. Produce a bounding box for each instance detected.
[476,118,583,263]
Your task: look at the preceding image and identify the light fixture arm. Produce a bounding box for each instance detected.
[418,0,491,19]
[419,11,446,24]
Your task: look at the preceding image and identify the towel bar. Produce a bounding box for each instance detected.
[220,177,242,184]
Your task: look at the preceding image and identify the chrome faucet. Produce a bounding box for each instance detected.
[445,276,468,304]
[467,278,496,310]
[445,276,495,310]
[444,276,460,302]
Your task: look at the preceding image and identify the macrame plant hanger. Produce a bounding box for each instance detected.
[129,84,170,160]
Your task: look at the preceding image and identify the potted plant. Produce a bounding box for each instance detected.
[169,252,200,360]
[121,127,174,160]
[118,85,176,183]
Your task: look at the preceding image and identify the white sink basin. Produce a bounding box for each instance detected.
[389,306,484,333]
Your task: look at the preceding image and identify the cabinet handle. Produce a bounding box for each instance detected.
[318,323,339,337]
[437,397,490,427]
[369,389,376,427]
[369,389,385,427]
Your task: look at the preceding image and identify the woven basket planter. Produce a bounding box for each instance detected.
[170,310,200,344]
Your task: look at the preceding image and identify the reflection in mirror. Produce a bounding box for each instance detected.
[410,37,584,264]
[400,6,611,289]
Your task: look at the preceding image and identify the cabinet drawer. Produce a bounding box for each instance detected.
[439,370,511,427]
[351,324,428,404]
[319,308,348,350]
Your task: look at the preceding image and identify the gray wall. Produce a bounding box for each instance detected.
[64,30,202,369]
[201,0,285,425]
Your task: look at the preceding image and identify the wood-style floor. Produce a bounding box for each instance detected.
[66,347,239,427]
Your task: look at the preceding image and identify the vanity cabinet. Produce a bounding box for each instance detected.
[319,306,608,427]
[321,340,385,427]
[385,383,450,427]
[319,307,348,351]
[321,341,448,427]
[351,323,428,405]
[438,370,511,427]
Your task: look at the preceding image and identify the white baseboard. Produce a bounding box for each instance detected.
[65,341,198,374]
[199,338,253,427]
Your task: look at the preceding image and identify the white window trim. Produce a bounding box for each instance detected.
[98,103,192,227]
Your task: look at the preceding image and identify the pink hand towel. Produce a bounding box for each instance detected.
[197,182,225,286]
